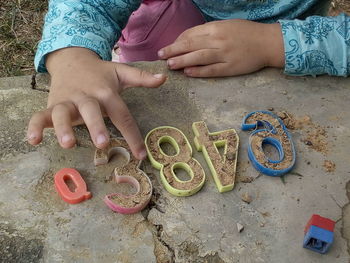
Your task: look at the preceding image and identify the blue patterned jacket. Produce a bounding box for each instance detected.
[35,0,350,77]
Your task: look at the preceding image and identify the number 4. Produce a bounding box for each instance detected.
[192,121,239,193]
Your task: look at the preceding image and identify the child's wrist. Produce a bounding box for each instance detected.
[262,23,285,69]
[46,47,100,76]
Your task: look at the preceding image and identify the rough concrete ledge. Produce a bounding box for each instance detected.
[0,61,349,262]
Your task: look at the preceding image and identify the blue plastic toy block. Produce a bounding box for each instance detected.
[303,225,334,254]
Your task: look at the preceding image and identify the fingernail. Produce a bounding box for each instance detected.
[153,73,164,79]
[167,59,175,68]
[27,133,36,141]
[158,50,164,58]
[139,149,148,160]
[61,134,72,144]
[96,134,107,145]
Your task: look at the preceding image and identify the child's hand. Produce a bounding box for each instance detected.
[27,47,166,160]
[158,19,285,77]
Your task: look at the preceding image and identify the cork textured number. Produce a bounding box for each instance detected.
[54,168,92,204]
[145,126,206,196]
[192,121,239,192]
[94,138,152,214]
[241,111,296,176]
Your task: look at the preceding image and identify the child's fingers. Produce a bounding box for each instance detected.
[76,97,109,149]
[158,35,213,59]
[101,93,146,160]
[184,63,228,78]
[115,63,166,89]
[51,102,77,148]
[167,49,221,70]
[27,109,53,145]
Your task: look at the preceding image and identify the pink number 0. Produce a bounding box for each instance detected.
[54,168,92,204]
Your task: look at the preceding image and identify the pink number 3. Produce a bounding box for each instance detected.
[94,138,152,214]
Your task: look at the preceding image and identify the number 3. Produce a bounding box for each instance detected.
[94,138,152,214]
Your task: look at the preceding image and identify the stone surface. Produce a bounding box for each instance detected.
[0,61,349,262]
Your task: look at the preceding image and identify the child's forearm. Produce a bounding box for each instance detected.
[279,13,350,77]
[35,0,142,73]
[46,47,99,77]
[262,23,285,69]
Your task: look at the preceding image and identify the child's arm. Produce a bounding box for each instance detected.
[35,0,141,72]
[159,14,350,77]
[279,13,350,76]
[28,0,166,160]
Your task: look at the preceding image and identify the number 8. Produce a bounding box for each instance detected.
[145,126,206,196]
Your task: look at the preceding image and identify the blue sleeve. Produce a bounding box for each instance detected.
[35,0,141,73]
[279,13,350,77]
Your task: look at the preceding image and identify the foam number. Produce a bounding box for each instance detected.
[54,168,92,204]
[241,111,296,176]
[145,126,205,196]
[192,121,239,192]
[94,138,152,214]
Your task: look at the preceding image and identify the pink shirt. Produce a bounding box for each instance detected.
[117,0,205,62]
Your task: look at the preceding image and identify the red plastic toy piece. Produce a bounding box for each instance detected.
[54,168,92,204]
[304,214,335,234]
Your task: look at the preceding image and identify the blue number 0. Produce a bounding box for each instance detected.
[241,111,296,176]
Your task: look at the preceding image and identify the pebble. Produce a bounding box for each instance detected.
[305,140,313,146]
[226,152,235,160]
[237,223,244,233]
[241,192,252,204]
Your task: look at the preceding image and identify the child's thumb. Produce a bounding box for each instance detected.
[114,63,167,89]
